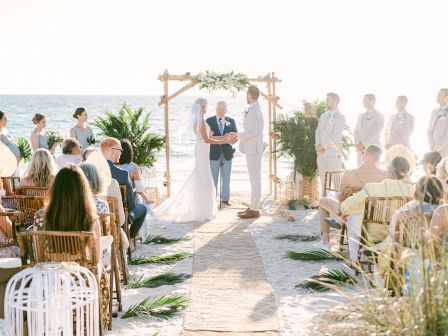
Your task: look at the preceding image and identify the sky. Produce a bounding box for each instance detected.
[1,0,448,132]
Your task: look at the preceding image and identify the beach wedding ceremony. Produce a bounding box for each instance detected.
[1,0,448,335]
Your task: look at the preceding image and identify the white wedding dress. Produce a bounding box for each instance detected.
[153,123,217,223]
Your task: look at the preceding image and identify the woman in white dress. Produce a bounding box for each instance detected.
[154,98,235,222]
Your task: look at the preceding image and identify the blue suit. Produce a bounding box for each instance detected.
[107,160,147,238]
[206,116,237,202]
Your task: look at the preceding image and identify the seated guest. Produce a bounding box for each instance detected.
[82,145,98,161]
[436,157,448,193]
[117,139,152,205]
[421,151,442,175]
[315,145,387,250]
[341,156,414,262]
[18,148,57,188]
[55,138,82,169]
[100,137,147,238]
[429,204,448,257]
[0,179,18,258]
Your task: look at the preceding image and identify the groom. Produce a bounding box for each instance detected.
[235,85,264,219]
[206,101,238,206]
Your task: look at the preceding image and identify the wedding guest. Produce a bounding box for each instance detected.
[0,179,17,258]
[206,101,238,206]
[315,145,386,250]
[55,138,82,169]
[30,113,54,153]
[18,149,57,189]
[100,137,147,238]
[117,139,152,205]
[427,88,448,157]
[82,145,97,161]
[70,107,95,153]
[354,94,385,166]
[436,156,448,193]
[341,156,414,262]
[383,95,415,150]
[421,151,442,175]
[0,110,21,162]
[315,92,346,196]
[429,204,448,257]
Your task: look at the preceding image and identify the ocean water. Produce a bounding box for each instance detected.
[0,95,293,196]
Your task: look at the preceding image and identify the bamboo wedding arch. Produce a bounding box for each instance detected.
[158,70,282,198]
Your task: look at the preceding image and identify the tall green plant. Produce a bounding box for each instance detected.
[274,99,353,178]
[93,104,165,166]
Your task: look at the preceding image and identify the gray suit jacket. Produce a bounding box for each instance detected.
[315,109,346,157]
[384,111,415,149]
[427,105,448,156]
[354,108,385,148]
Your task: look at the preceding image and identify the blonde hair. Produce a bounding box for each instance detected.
[100,137,120,150]
[25,148,57,187]
[194,98,208,113]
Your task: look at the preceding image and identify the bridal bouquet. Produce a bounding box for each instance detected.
[86,135,97,146]
[47,130,64,148]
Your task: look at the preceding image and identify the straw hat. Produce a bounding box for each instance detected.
[384,144,416,171]
[0,142,18,177]
[85,149,112,187]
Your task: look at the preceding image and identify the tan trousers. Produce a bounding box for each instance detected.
[318,197,340,240]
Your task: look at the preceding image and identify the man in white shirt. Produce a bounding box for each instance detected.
[354,94,385,166]
[427,88,448,157]
[315,92,346,196]
[55,138,82,169]
[384,95,415,150]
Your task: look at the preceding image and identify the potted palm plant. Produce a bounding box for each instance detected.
[274,99,353,203]
[93,104,165,167]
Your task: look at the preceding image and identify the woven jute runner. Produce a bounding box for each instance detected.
[181,207,281,335]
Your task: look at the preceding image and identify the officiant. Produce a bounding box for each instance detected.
[206,101,238,206]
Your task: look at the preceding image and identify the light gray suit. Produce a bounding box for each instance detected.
[354,108,385,166]
[239,101,264,211]
[315,109,346,195]
[427,105,448,157]
[383,111,415,149]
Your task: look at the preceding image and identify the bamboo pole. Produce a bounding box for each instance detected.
[272,71,278,199]
[267,73,273,195]
[163,70,171,197]
[159,81,196,106]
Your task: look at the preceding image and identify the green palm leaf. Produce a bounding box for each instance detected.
[17,137,32,163]
[287,249,343,261]
[125,273,191,289]
[296,269,357,292]
[121,296,190,319]
[143,235,189,245]
[276,233,320,242]
[129,252,191,265]
[150,332,161,336]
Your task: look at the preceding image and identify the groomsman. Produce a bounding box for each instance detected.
[427,88,448,158]
[206,101,238,206]
[315,92,346,196]
[383,95,415,150]
[354,94,385,166]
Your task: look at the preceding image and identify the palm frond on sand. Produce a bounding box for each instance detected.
[275,233,320,242]
[129,252,191,265]
[122,296,190,319]
[125,273,191,289]
[143,234,189,245]
[296,269,357,292]
[287,249,342,261]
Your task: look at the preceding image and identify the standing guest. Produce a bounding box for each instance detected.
[55,138,82,169]
[383,95,415,150]
[0,110,21,162]
[315,92,346,196]
[354,94,385,166]
[421,151,442,175]
[206,101,238,206]
[315,145,386,250]
[117,139,152,205]
[30,113,54,153]
[18,148,57,188]
[341,156,414,262]
[100,137,147,238]
[427,88,448,157]
[70,107,95,153]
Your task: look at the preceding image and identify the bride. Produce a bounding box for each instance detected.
[153,98,236,223]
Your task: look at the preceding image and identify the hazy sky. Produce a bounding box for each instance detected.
[1,0,447,128]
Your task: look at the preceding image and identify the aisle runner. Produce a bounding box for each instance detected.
[181,207,281,335]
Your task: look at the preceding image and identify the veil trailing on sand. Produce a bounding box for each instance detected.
[176,100,204,140]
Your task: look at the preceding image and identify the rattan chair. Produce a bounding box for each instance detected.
[1,195,44,226]
[323,170,344,197]
[338,187,363,252]
[16,186,48,197]
[1,177,21,195]
[118,185,132,259]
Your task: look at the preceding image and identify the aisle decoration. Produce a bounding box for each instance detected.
[128,252,191,265]
[125,273,191,289]
[122,296,190,319]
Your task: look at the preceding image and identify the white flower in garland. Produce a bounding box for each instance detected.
[192,70,250,96]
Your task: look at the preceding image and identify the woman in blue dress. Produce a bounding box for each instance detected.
[30,113,55,154]
[0,110,21,162]
[70,107,95,154]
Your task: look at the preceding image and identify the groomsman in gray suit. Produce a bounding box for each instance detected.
[315,92,346,195]
[354,94,385,166]
[384,95,415,150]
[206,101,238,206]
[427,88,448,158]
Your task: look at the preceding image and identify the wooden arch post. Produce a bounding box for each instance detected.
[158,70,281,198]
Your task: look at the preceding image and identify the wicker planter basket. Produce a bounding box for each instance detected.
[299,176,319,203]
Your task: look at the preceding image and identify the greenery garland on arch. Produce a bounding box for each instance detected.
[192,70,250,96]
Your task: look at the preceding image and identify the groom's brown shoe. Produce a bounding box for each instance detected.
[238,210,260,219]
[237,208,250,215]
